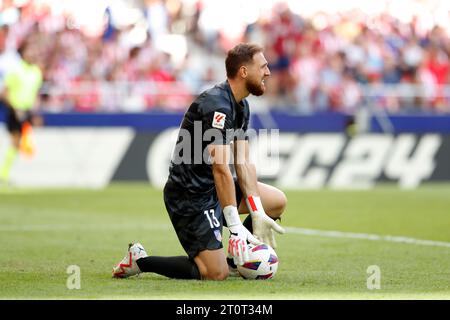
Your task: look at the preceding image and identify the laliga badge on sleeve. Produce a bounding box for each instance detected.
[212,112,226,129]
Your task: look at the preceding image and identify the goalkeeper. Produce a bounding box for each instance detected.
[113,43,287,280]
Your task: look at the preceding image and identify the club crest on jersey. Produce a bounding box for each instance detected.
[212,112,226,129]
[214,229,222,242]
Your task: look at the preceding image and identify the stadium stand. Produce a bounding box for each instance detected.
[0,0,449,114]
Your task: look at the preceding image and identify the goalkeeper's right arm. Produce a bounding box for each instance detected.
[208,144,260,265]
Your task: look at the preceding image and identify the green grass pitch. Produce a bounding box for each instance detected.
[0,183,449,300]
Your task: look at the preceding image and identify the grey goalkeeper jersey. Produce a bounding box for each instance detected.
[167,80,250,195]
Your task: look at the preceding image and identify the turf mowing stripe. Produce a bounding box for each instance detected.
[0,224,172,231]
[285,227,450,248]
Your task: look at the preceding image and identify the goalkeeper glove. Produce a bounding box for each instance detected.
[223,205,261,265]
[246,196,285,249]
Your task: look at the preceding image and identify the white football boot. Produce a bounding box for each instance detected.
[112,243,148,278]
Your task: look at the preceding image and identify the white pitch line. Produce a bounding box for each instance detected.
[285,227,450,248]
[1,223,449,249]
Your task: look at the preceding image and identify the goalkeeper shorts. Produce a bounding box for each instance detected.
[163,179,243,259]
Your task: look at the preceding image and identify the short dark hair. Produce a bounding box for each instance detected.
[225,43,263,79]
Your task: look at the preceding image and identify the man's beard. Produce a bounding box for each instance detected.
[246,77,265,96]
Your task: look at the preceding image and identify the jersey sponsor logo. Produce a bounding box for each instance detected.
[212,112,226,129]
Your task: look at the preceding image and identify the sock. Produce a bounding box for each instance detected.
[243,214,253,233]
[0,146,18,181]
[226,257,237,269]
[136,256,201,280]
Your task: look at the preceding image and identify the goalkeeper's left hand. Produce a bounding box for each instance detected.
[246,196,285,249]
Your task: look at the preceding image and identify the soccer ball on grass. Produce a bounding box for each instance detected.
[237,243,278,280]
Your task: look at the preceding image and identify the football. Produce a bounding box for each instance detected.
[237,243,279,280]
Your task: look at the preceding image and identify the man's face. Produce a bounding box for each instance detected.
[244,52,271,96]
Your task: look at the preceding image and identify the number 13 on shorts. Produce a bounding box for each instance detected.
[204,209,220,228]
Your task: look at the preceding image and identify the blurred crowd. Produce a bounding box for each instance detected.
[244,3,450,113]
[0,0,449,113]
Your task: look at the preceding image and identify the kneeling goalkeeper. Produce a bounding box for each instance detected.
[112,43,286,280]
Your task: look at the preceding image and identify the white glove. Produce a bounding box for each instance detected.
[223,205,261,265]
[246,196,285,249]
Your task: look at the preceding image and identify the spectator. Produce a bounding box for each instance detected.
[0,0,449,114]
